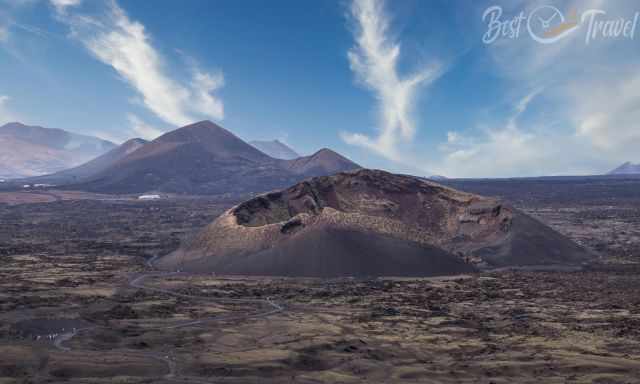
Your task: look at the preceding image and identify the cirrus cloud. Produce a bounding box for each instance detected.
[341,0,442,162]
[51,0,224,128]
[0,24,8,42]
[50,0,82,13]
[0,95,20,123]
[127,114,163,140]
[426,0,640,177]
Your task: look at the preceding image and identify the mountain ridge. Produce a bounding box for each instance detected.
[609,162,640,175]
[0,122,116,179]
[22,138,148,185]
[66,120,358,195]
[281,148,360,177]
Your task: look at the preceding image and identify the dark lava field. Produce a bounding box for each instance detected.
[1,176,640,383]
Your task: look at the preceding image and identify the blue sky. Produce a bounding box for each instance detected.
[1,0,639,177]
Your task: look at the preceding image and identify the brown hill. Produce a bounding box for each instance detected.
[282,148,361,177]
[23,138,147,185]
[75,121,297,195]
[72,121,360,195]
[122,120,271,165]
[158,169,593,277]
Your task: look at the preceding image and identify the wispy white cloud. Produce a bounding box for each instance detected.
[430,84,630,177]
[127,114,162,140]
[540,3,640,169]
[433,91,543,177]
[568,69,640,152]
[0,7,11,43]
[0,25,7,42]
[90,130,126,145]
[0,95,20,123]
[506,87,542,130]
[2,0,40,6]
[341,0,442,161]
[90,114,163,144]
[50,0,82,13]
[52,0,224,127]
[0,0,58,45]
[191,70,224,123]
[428,0,640,177]
[430,90,603,177]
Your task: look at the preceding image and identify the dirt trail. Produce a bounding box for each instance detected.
[52,256,285,380]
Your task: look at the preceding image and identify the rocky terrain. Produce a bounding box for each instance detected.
[160,170,591,276]
[0,176,639,383]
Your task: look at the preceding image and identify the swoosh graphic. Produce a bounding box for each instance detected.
[544,21,579,38]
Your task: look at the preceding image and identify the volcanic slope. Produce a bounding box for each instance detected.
[282,148,361,177]
[609,162,640,175]
[158,169,593,277]
[75,121,301,195]
[73,121,360,195]
[23,138,148,185]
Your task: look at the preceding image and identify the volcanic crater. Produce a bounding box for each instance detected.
[158,169,593,276]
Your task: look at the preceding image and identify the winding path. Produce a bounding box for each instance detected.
[52,255,285,379]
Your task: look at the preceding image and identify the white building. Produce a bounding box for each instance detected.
[138,194,161,200]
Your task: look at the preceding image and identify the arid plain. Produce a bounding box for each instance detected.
[2,176,640,383]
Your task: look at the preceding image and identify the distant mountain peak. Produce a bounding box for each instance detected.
[0,122,116,179]
[158,120,232,141]
[313,148,339,156]
[609,161,640,175]
[22,138,149,184]
[283,147,360,177]
[131,120,272,164]
[1,121,27,128]
[182,120,223,131]
[29,120,361,196]
[308,148,354,163]
[120,138,148,155]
